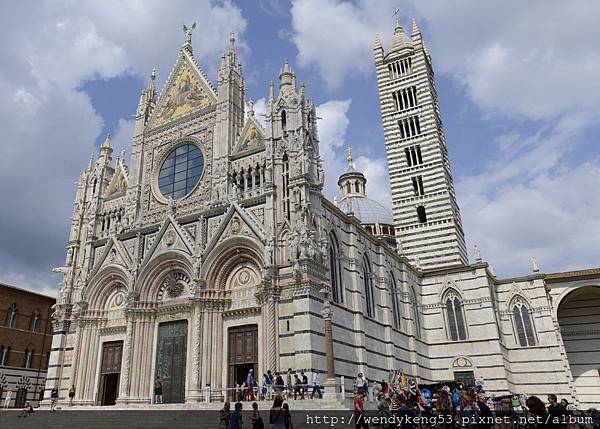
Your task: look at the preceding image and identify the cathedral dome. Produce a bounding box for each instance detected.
[335,149,396,246]
[337,195,394,226]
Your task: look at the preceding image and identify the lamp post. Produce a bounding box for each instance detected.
[319,283,338,400]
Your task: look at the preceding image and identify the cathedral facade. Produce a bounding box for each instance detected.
[46,23,600,409]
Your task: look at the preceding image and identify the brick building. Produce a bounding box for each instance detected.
[0,282,54,407]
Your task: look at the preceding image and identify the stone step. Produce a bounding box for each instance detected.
[59,397,352,411]
[0,407,368,429]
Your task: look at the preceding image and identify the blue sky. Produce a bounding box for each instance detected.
[1,0,599,295]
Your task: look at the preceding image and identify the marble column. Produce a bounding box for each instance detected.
[186,302,203,403]
[320,284,338,400]
[116,315,135,404]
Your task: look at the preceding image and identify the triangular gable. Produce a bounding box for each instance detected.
[90,236,133,278]
[148,49,217,129]
[104,163,128,199]
[203,202,266,256]
[139,215,196,269]
[232,116,265,155]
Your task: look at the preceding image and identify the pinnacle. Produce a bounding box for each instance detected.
[411,17,421,41]
[101,133,112,148]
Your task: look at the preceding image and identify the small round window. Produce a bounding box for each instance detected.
[158,144,204,199]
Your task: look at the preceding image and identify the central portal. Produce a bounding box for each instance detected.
[98,341,123,406]
[228,324,258,398]
[155,320,188,403]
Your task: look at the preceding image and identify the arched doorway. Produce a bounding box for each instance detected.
[557,286,600,409]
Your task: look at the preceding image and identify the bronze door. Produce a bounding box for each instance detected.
[98,341,123,405]
[228,324,258,395]
[155,320,188,404]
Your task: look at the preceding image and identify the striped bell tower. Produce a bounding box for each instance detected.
[374,19,468,269]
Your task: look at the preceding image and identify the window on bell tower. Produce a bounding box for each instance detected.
[398,115,421,139]
[417,205,427,223]
[392,86,418,111]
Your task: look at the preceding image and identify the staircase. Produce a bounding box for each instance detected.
[0,399,362,429]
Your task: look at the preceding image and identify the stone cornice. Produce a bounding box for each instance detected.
[545,267,600,283]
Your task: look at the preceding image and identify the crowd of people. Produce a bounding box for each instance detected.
[352,369,599,429]
[220,396,293,429]
[232,368,323,402]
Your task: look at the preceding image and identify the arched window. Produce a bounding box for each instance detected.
[328,234,343,304]
[417,205,427,223]
[5,303,18,328]
[29,311,40,332]
[411,288,421,338]
[390,273,401,330]
[282,153,290,220]
[281,110,287,130]
[513,299,536,347]
[0,345,10,366]
[354,181,360,192]
[363,256,375,318]
[445,290,467,341]
[24,349,33,368]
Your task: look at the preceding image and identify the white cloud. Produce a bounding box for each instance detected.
[409,1,600,121]
[458,116,600,276]
[290,0,397,89]
[110,118,135,161]
[317,99,391,207]
[290,0,600,120]
[0,0,247,292]
[354,155,391,209]
[250,97,267,127]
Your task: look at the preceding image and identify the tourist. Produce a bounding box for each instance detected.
[311,371,322,399]
[547,394,565,429]
[301,371,309,397]
[396,395,414,429]
[153,376,163,404]
[220,401,231,429]
[286,368,293,400]
[18,401,34,418]
[524,395,547,428]
[282,402,294,429]
[270,395,286,429]
[475,393,494,429]
[498,398,514,429]
[265,370,273,399]
[50,386,59,411]
[561,399,576,429]
[459,390,476,426]
[355,372,367,395]
[68,385,76,406]
[3,388,12,408]
[246,369,255,401]
[293,374,304,400]
[377,396,392,429]
[229,401,243,429]
[354,391,369,429]
[435,388,453,429]
[274,372,284,395]
[261,376,267,400]
[235,383,243,402]
[372,381,380,400]
[250,401,264,429]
